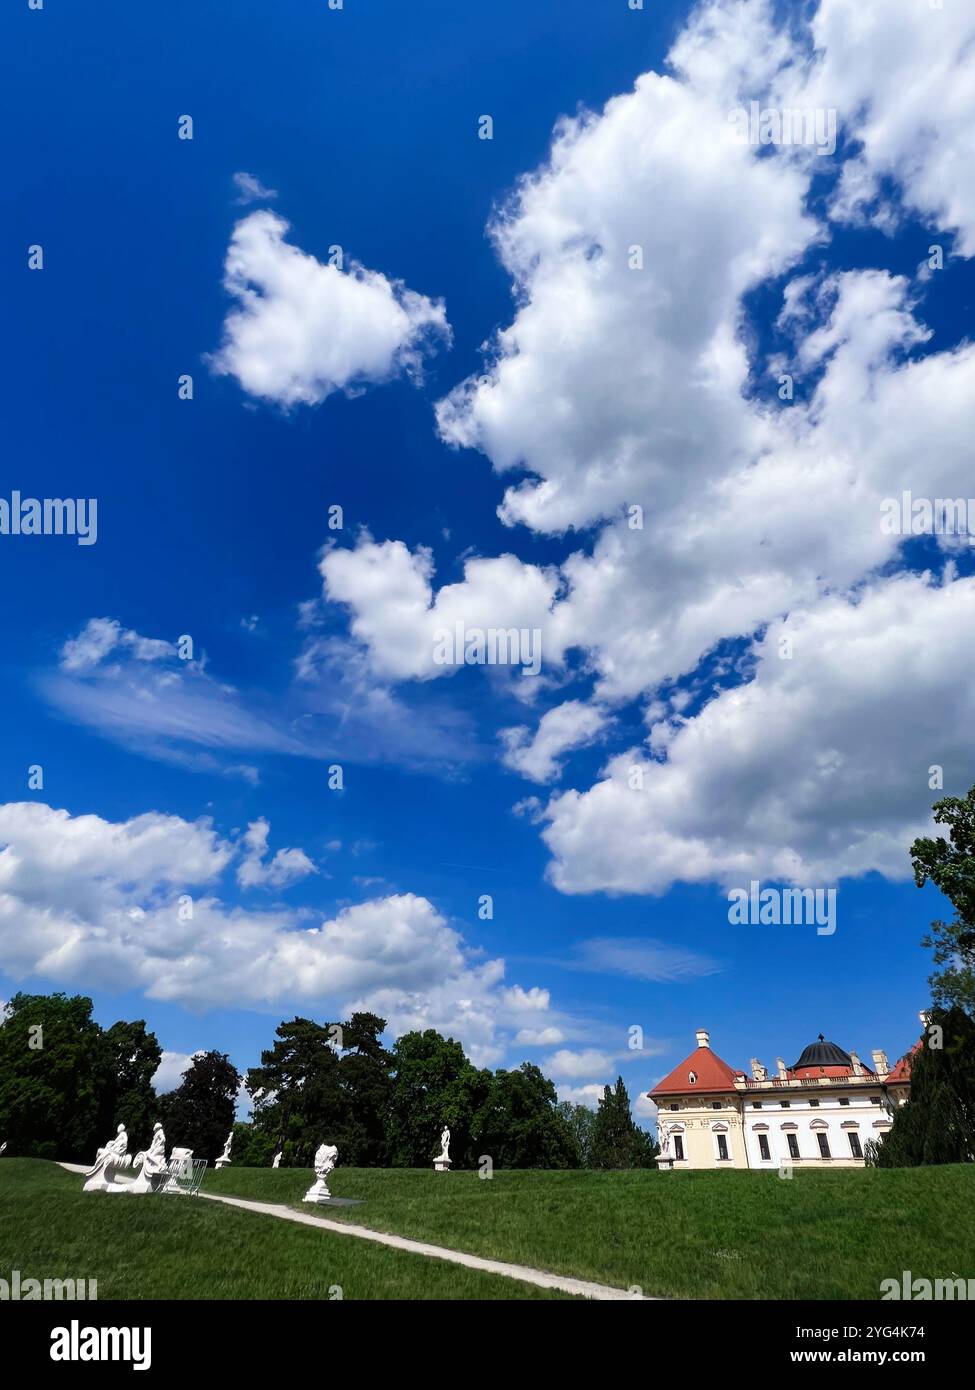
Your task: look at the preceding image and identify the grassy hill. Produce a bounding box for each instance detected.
[205,1161,975,1300]
[3,1158,972,1300]
[0,1160,567,1300]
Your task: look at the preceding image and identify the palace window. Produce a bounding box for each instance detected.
[752,1102,763,1109]
[839,1097,850,1106]
[758,1134,771,1161]
[712,1101,722,1110]
[716,1134,729,1161]
[670,1104,679,1111]
[781,1101,790,1108]
[817,1133,831,1159]
[674,1135,684,1161]
[848,1132,863,1159]
[787,1133,800,1160]
[870,1097,881,1105]
[809,1100,820,1108]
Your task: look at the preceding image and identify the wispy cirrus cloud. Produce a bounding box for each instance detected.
[566,937,724,983]
[38,616,482,778]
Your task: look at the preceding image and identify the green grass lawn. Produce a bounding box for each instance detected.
[205,1161,975,1299]
[0,1160,569,1300]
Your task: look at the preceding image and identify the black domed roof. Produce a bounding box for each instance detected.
[792,1035,852,1070]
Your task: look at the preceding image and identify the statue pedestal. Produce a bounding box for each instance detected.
[433,1159,451,1173]
[303,1178,332,1203]
[657,1157,674,1172]
[215,1159,230,1169]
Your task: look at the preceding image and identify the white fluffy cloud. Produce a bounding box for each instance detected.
[236,818,316,890]
[210,210,449,406]
[310,0,975,900]
[793,0,975,254]
[541,573,975,894]
[556,1084,607,1110]
[320,538,563,682]
[152,1050,201,1094]
[544,1048,618,1080]
[501,701,608,783]
[0,801,568,1065]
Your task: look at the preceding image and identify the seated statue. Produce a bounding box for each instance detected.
[126,1122,168,1194]
[82,1124,129,1193]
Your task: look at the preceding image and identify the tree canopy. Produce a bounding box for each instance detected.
[160,1050,241,1163]
[0,993,160,1161]
[911,785,975,1016]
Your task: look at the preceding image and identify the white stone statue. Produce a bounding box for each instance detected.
[82,1124,129,1192]
[272,1149,282,1168]
[303,1142,338,1203]
[434,1125,451,1172]
[126,1123,168,1194]
[162,1146,195,1192]
[215,1130,233,1168]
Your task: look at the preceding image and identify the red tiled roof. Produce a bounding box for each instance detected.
[886,1039,922,1084]
[650,1045,742,1097]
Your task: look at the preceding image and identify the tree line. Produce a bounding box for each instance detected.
[0,995,655,1170]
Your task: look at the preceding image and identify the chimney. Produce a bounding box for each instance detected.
[695,1029,710,1049]
[850,1051,863,1077]
[750,1057,767,1081]
[871,1049,889,1079]
[776,1057,787,1080]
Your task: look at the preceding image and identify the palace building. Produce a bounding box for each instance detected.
[651,1026,918,1170]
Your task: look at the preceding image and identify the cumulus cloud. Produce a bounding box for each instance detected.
[501,701,608,783]
[152,1050,202,1094]
[0,802,568,1064]
[556,1083,607,1110]
[307,0,975,895]
[541,573,975,894]
[320,538,562,683]
[236,818,316,890]
[210,210,449,406]
[515,1025,566,1046]
[792,0,975,254]
[544,1048,618,1080]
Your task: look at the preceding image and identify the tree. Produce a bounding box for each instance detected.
[331,1013,394,1166]
[473,1064,580,1168]
[386,1030,490,1168]
[160,1051,241,1163]
[911,787,975,1015]
[101,1019,162,1152]
[245,1014,395,1167]
[226,1120,276,1168]
[0,992,161,1161]
[246,1017,344,1166]
[875,1007,975,1167]
[556,1101,596,1167]
[590,1077,658,1169]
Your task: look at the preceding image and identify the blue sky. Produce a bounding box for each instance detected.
[2,0,974,1121]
